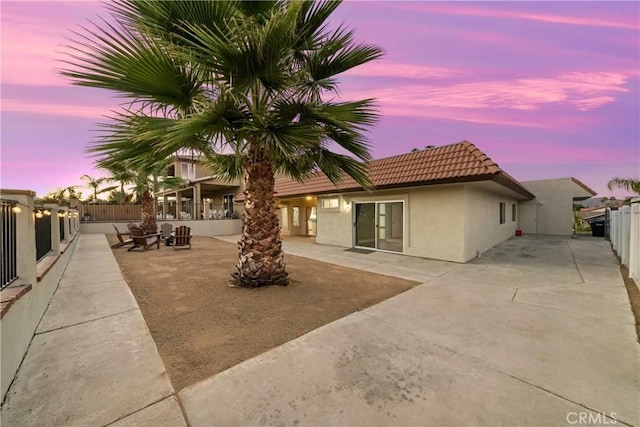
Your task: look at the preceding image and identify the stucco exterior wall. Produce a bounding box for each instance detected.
[405,186,466,262]
[463,183,519,261]
[519,178,592,235]
[314,185,468,262]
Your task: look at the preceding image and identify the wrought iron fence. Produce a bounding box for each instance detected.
[1,201,18,289]
[35,214,52,262]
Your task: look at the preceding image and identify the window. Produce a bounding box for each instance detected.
[223,194,234,213]
[499,202,506,224]
[292,206,300,226]
[181,163,195,180]
[512,203,517,222]
[320,197,339,209]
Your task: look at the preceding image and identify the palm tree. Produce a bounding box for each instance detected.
[42,186,83,204]
[80,174,117,202]
[101,162,136,204]
[607,178,640,195]
[100,158,185,233]
[61,0,383,287]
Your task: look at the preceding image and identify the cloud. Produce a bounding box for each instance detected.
[342,71,630,127]
[344,62,464,79]
[395,3,638,30]
[1,100,110,119]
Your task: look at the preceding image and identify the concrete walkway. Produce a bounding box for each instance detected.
[1,234,638,426]
[188,235,639,426]
[0,234,187,426]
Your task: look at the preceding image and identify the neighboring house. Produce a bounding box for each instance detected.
[155,152,243,220]
[518,178,596,235]
[267,141,537,263]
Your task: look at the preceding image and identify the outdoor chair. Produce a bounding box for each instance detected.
[111,225,133,249]
[171,225,192,250]
[160,223,173,239]
[127,226,161,252]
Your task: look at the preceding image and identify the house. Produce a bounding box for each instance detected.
[269,141,539,263]
[155,152,243,220]
[518,178,596,235]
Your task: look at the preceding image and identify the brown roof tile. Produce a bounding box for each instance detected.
[239,141,535,200]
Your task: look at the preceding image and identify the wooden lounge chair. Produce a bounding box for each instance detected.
[127,226,161,252]
[111,225,133,249]
[171,226,192,250]
[160,223,173,239]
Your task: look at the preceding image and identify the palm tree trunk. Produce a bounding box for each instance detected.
[140,189,157,233]
[232,147,288,287]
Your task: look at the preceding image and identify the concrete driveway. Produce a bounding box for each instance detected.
[183,235,639,426]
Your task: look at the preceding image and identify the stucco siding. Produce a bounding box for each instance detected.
[405,186,466,262]
[519,178,588,235]
[463,184,518,261]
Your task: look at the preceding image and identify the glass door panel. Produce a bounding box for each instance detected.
[355,203,375,248]
[376,202,403,252]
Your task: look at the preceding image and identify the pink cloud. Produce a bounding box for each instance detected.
[395,3,638,30]
[344,62,464,79]
[1,100,110,118]
[341,71,630,127]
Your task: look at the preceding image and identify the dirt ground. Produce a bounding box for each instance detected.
[107,235,419,391]
[620,264,640,343]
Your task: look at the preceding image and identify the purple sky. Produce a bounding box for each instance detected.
[1,1,639,198]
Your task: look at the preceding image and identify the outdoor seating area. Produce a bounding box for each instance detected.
[127,226,161,252]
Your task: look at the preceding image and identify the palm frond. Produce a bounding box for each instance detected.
[60,18,203,111]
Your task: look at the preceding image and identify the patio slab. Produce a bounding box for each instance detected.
[179,312,599,427]
[208,234,639,426]
[110,396,187,427]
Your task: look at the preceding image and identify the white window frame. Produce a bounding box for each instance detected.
[181,163,196,180]
[319,196,340,212]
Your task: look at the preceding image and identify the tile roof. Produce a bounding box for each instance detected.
[268,141,534,200]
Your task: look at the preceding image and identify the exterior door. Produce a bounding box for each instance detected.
[520,204,537,234]
[354,201,403,252]
[355,203,375,248]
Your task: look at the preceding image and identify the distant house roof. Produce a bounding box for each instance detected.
[260,141,535,200]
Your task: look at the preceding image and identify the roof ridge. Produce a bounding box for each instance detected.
[460,140,501,174]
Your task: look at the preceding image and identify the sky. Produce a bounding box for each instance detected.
[1,1,639,199]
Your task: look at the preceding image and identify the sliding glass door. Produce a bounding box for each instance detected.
[355,203,375,248]
[354,201,403,252]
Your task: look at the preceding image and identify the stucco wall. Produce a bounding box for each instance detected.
[463,183,519,261]
[519,178,590,235]
[314,185,469,262]
[405,186,466,262]
[1,234,79,399]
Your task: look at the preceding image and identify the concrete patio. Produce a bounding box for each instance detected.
[1,234,638,426]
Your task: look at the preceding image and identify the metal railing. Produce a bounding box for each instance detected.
[35,214,52,262]
[1,201,18,289]
[155,203,239,221]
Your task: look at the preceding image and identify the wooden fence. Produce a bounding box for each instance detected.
[81,204,142,222]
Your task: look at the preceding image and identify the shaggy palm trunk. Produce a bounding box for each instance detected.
[232,148,288,287]
[140,190,157,233]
